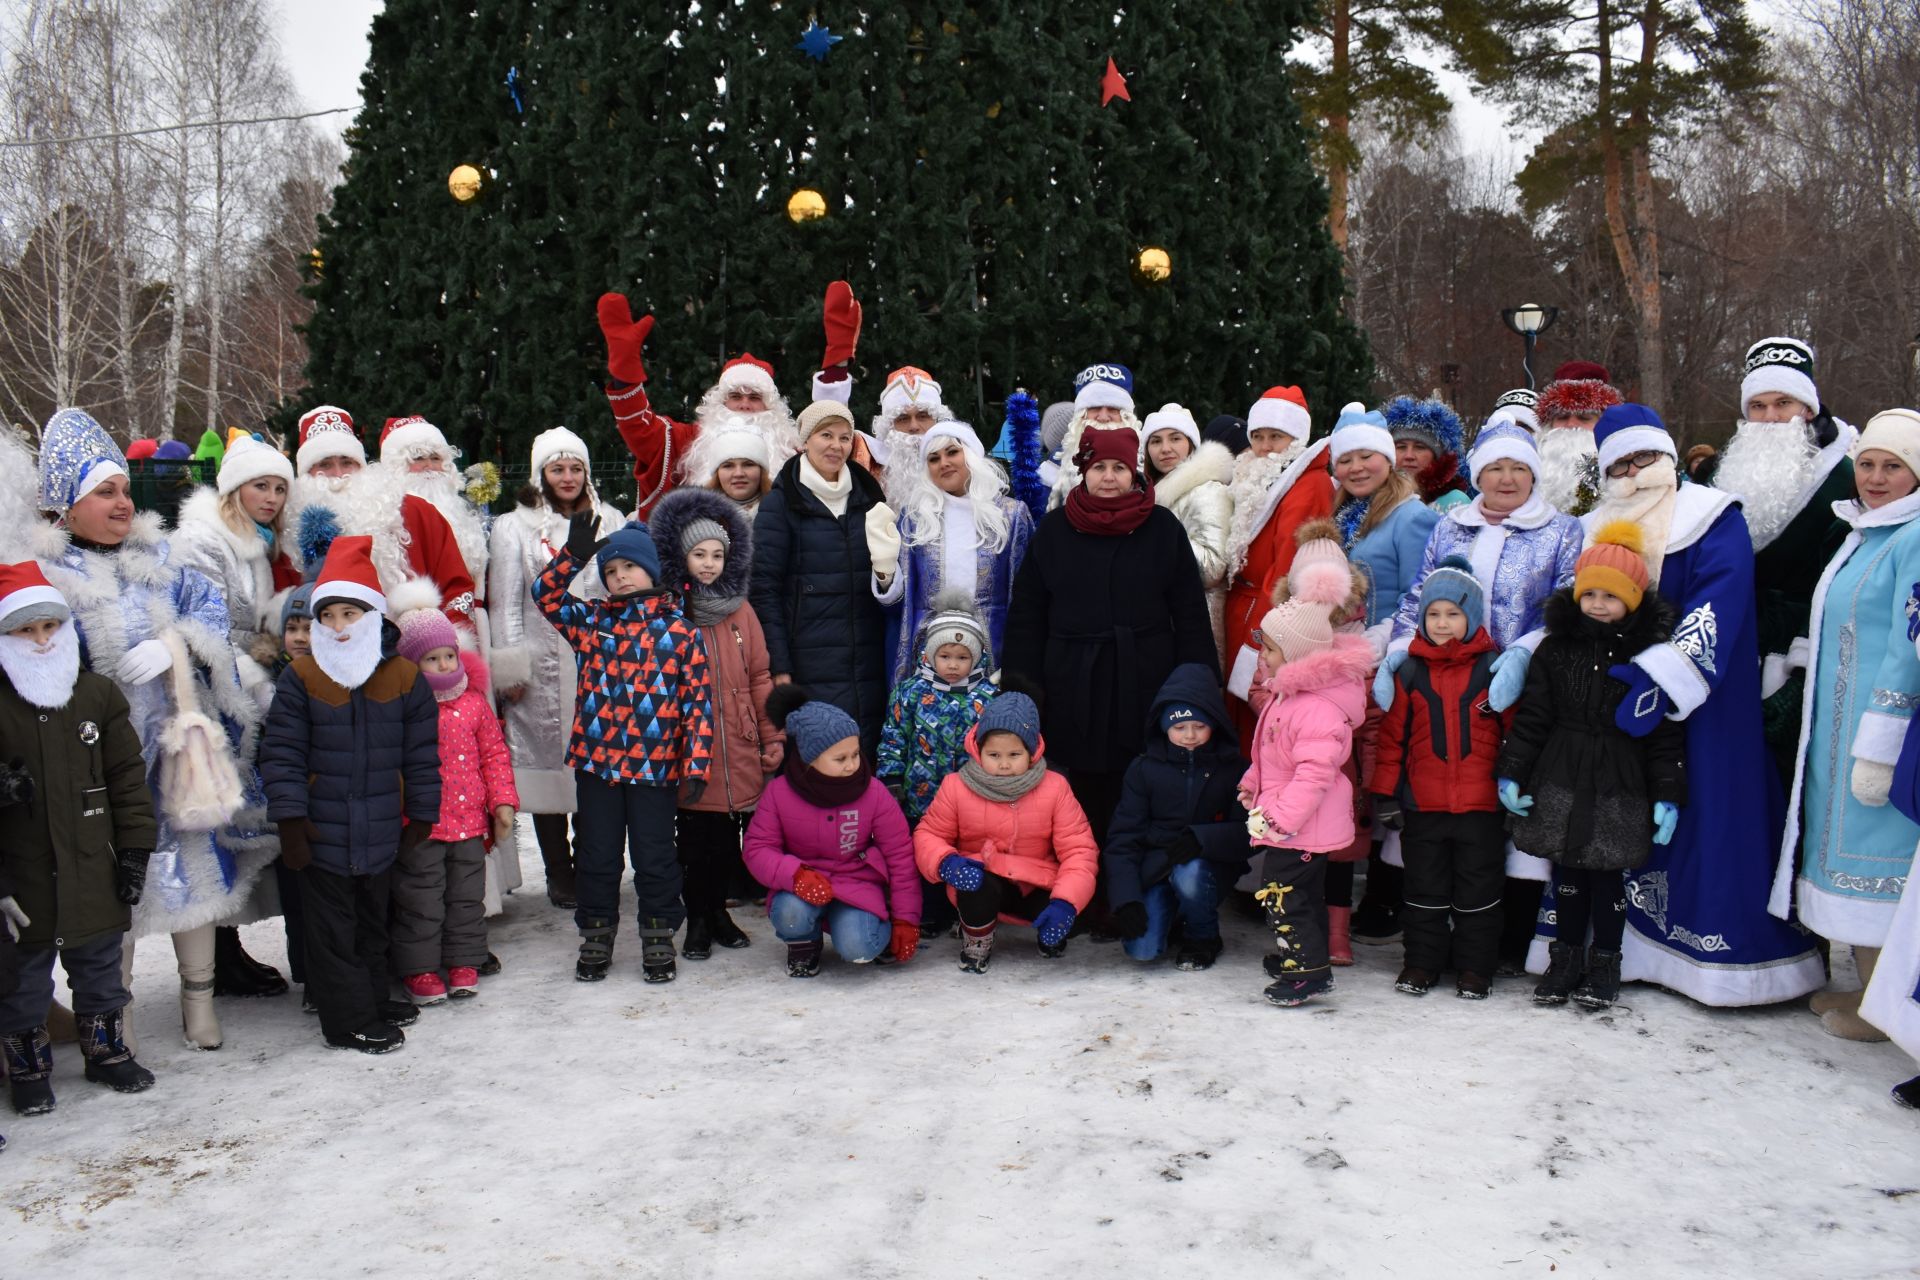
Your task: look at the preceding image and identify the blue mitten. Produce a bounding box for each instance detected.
[1652,801,1679,845]
[1372,648,1407,710]
[1609,663,1669,738]
[937,854,985,892]
[1032,899,1077,947]
[1497,778,1533,816]
[1487,646,1531,712]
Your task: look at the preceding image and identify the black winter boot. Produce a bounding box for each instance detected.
[707,910,751,949]
[1175,936,1224,971]
[1894,1076,1920,1110]
[640,918,677,984]
[1533,943,1585,1006]
[2,1027,55,1115]
[1573,949,1622,1009]
[576,918,615,982]
[213,925,289,997]
[376,1000,420,1027]
[78,1008,155,1093]
[681,916,714,961]
[786,940,822,978]
[324,1022,405,1054]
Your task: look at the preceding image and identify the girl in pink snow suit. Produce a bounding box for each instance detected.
[1239,549,1373,1009]
[742,688,920,977]
[392,609,518,1003]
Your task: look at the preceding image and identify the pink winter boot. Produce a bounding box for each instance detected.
[1327,906,1354,966]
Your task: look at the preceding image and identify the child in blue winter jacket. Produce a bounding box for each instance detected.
[1103,664,1251,970]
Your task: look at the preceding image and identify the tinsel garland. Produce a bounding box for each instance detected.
[1334,494,1370,549]
[1004,390,1047,522]
[297,504,341,568]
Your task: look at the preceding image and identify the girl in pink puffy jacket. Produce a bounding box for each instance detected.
[1239,550,1373,1009]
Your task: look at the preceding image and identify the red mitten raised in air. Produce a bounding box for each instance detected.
[821,279,862,369]
[596,292,655,384]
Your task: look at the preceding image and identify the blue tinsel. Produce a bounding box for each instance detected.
[1005,391,1047,522]
[1334,495,1370,550]
[296,504,341,568]
[1382,395,1465,459]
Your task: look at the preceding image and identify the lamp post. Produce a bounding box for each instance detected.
[1500,302,1560,390]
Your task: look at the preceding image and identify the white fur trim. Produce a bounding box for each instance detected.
[1141,404,1201,450]
[297,430,365,475]
[0,582,63,620]
[530,426,592,476]
[879,370,945,419]
[1619,919,1823,1007]
[315,578,385,613]
[490,642,532,693]
[1851,709,1909,766]
[1741,346,1820,415]
[1595,424,1676,474]
[216,438,295,495]
[1074,381,1134,413]
[1248,396,1311,440]
[513,767,578,814]
[718,361,779,400]
[1151,440,1235,509]
[1632,640,1712,719]
[1227,442,1332,575]
[811,370,854,405]
[1451,492,1556,532]
[1467,524,1507,594]
[385,576,442,618]
[379,420,451,462]
[1589,482,1736,557]
[1467,436,1541,485]
[1327,423,1394,463]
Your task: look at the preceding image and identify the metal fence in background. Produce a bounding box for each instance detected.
[127,459,641,522]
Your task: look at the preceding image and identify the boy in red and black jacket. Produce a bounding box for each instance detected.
[536,514,713,985]
[1369,557,1510,1000]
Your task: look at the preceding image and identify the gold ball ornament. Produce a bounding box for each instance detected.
[307,247,323,276]
[787,188,827,223]
[448,164,484,203]
[1136,246,1172,283]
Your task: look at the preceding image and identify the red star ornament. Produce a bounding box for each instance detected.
[1101,56,1130,107]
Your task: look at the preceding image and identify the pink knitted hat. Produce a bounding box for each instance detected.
[1259,599,1334,662]
[395,607,458,665]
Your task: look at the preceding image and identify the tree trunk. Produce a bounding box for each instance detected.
[1595,0,1668,409]
[1327,0,1352,255]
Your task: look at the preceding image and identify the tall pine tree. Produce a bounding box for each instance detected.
[301,1,1369,467]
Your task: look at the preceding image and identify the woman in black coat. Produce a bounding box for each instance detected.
[1002,426,1219,844]
[748,400,889,754]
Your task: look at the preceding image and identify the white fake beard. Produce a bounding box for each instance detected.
[312,610,385,690]
[1225,440,1309,573]
[0,623,81,709]
[397,462,489,576]
[686,404,800,485]
[1712,418,1820,549]
[1536,427,1596,511]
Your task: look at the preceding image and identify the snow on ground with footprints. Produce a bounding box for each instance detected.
[3,828,1917,1277]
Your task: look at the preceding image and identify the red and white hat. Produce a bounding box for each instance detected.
[379,414,454,462]
[296,405,365,474]
[716,353,778,401]
[879,366,946,421]
[0,561,69,632]
[1248,386,1312,440]
[312,535,386,615]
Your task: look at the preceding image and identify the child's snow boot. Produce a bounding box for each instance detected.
[1,1027,55,1115]
[176,925,222,1050]
[376,1000,419,1027]
[707,910,750,949]
[959,925,995,974]
[478,952,502,975]
[1395,966,1436,995]
[1455,970,1491,1000]
[576,917,615,982]
[1533,943,1584,1005]
[1327,905,1354,966]
[78,1008,154,1093]
[401,972,448,1006]
[212,924,288,997]
[324,1021,405,1054]
[1894,1076,1920,1109]
[1175,936,1224,971]
[681,916,714,961]
[786,940,822,978]
[640,918,677,984]
[1263,971,1333,1007]
[447,966,479,999]
[1571,948,1622,1009]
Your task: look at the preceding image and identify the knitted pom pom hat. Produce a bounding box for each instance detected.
[1418,555,1485,641]
[1575,520,1650,610]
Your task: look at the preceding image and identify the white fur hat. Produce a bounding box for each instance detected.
[217,435,295,495]
[530,426,592,477]
[1140,403,1201,450]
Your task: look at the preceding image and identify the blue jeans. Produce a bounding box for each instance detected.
[1122,860,1222,962]
[767,892,891,963]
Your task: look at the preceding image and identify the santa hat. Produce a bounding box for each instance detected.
[1073,362,1135,414]
[1383,395,1465,459]
[716,354,778,401]
[1537,363,1622,424]
[312,535,387,615]
[1593,403,1676,475]
[37,408,128,512]
[1467,422,1542,485]
[920,421,985,458]
[1247,386,1312,440]
[1327,404,1395,462]
[1140,403,1201,451]
[530,425,592,477]
[0,561,70,633]
[380,414,454,462]
[296,405,365,474]
[1741,336,1821,416]
[702,418,773,471]
[878,367,947,425]
[1492,388,1539,433]
[1575,521,1649,611]
[217,435,295,495]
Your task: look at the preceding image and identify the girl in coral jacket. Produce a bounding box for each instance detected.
[1239,549,1374,1009]
[911,694,1100,974]
[742,689,920,978]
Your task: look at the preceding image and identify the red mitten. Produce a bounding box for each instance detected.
[889,920,919,964]
[821,280,862,368]
[596,292,655,384]
[792,867,834,906]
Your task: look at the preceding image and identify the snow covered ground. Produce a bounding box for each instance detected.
[3,837,1917,1278]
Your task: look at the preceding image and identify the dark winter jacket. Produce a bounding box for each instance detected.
[1002,506,1219,772]
[1496,590,1688,869]
[748,456,889,750]
[534,545,714,788]
[1103,663,1250,908]
[0,669,156,951]
[1370,628,1507,814]
[259,642,442,877]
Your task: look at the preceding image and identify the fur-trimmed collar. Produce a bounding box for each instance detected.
[1831,486,1920,531]
[1542,587,1674,653]
[1153,440,1235,509]
[177,485,269,563]
[647,485,754,598]
[1266,631,1374,698]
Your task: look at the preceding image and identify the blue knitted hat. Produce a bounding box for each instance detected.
[977,693,1041,754]
[596,523,661,585]
[279,582,316,630]
[786,699,861,765]
[1418,555,1485,642]
[1160,703,1206,731]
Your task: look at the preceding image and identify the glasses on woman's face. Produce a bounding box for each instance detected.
[1605,449,1667,479]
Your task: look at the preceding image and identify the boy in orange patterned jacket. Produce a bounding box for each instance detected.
[536,514,713,985]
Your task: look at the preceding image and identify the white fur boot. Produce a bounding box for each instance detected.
[174,924,223,1050]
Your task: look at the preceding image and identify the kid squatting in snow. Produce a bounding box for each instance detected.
[911,694,1100,974]
[535,513,714,985]
[1496,522,1687,1010]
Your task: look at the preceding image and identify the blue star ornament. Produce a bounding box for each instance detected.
[796,20,842,61]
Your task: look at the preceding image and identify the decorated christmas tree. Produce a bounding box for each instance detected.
[301,1,1370,465]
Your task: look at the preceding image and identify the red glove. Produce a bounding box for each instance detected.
[596,292,655,384]
[889,920,919,964]
[792,867,834,906]
[821,280,862,368]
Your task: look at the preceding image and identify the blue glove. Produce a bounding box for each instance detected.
[1498,778,1533,816]
[1609,663,1670,738]
[937,854,984,892]
[1032,899,1077,947]
[1372,648,1408,711]
[1652,801,1679,845]
[1487,646,1531,712]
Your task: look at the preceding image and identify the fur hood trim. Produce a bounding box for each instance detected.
[647,485,754,597]
[1543,587,1674,652]
[1152,440,1235,507]
[176,486,269,564]
[1269,631,1374,697]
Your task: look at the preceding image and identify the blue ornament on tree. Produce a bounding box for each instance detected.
[795,20,842,61]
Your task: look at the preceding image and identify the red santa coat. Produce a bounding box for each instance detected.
[1223,444,1335,742]
[400,493,480,629]
[608,381,695,521]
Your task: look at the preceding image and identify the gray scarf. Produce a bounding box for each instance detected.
[959,758,1048,802]
[685,588,745,627]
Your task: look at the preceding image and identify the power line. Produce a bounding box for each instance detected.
[0,106,354,149]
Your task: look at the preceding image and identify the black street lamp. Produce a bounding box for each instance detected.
[1501,303,1561,390]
